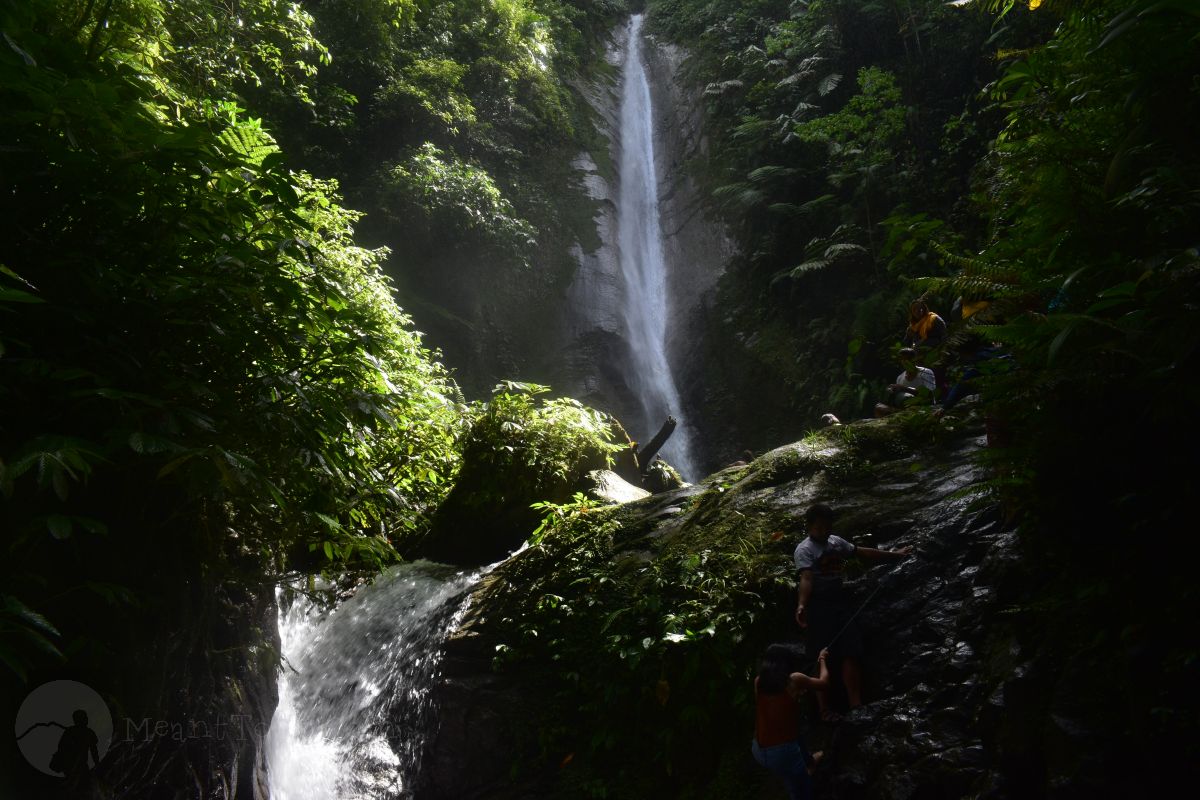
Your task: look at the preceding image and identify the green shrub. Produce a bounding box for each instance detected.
[420,382,621,563]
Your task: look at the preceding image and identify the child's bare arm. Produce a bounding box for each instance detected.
[796,569,814,627]
[790,648,831,691]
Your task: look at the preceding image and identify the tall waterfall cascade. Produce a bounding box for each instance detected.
[266,562,483,799]
[614,14,699,480]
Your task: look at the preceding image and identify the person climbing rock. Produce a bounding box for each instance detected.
[794,504,911,720]
[902,299,947,351]
[751,642,829,800]
[874,347,936,417]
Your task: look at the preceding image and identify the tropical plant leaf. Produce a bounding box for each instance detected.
[817,72,842,96]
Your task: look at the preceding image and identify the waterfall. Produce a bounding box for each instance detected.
[266,562,483,799]
[615,13,698,480]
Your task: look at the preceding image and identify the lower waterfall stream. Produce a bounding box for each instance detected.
[265,562,485,799]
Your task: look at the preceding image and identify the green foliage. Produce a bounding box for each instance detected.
[288,0,618,194]
[794,66,906,160]
[840,23,1200,779]
[644,0,1001,438]
[906,0,1200,531]
[373,142,537,262]
[420,381,622,562]
[237,0,628,397]
[380,57,477,129]
[0,0,464,680]
[25,0,332,108]
[162,0,331,105]
[486,494,789,794]
[465,382,622,491]
[530,491,603,543]
[0,595,63,681]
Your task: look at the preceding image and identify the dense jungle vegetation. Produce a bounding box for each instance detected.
[630,0,1200,793]
[654,0,1200,784]
[0,0,623,736]
[644,0,1199,673]
[2,0,1199,796]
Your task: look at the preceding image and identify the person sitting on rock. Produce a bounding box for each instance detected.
[874,347,936,417]
[934,340,1004,418]
[794,504,911,721]
[902,299,947,351]
[752,642,829,800]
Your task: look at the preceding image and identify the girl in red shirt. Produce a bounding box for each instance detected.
[752,644,830,800]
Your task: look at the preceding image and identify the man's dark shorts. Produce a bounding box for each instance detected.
[807,582,864,659]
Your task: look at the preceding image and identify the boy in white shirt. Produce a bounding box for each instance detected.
[874,347,937,417]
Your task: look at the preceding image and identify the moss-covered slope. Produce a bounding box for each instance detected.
[418,412,1013,797]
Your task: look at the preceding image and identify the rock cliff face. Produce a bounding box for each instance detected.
[414,414,1146,798]
[642,34,734,454]
[3,485,279,800]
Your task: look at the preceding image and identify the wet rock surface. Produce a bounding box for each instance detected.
[414,419,1023,797]
[416,413,1177,798]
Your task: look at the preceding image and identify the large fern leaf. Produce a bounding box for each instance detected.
[217,119,279,167]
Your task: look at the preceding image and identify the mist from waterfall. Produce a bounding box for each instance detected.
[616,13,698,480]
[266,562,482,799]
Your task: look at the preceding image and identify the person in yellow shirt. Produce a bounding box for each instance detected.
[902,299,947,350]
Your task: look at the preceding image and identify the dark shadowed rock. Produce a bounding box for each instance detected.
[414,417,1020,797]
[415,412,1175,798]
[95,579,278,800]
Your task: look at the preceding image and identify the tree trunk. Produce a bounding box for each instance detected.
[638,416,677,472]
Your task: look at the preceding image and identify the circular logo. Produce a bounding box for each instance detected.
[14,680,112,777]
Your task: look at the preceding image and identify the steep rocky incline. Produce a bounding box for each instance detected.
[412,413,1099,798]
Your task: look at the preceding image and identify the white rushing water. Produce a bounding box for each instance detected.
[266,562,482,799]
[615,14,698,480]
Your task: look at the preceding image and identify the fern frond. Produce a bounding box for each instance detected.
[704,79,745,97]
[789,259,831,277]
[824,243,869,259]
[217,120,279,167]
[777,71,814,88]
[790,101,819,117]
[713,182,765,210]
[747,165,798,183]
[817,72,843,97]
[799,194,836,213]
[930,240,1010,276]
[732,117,776,140]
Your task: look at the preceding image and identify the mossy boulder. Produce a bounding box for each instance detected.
[417,384,624,565]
